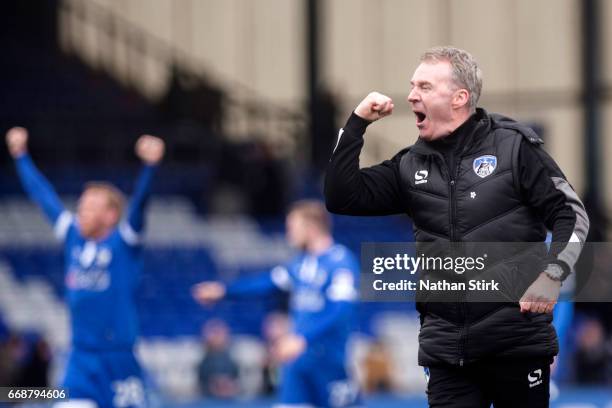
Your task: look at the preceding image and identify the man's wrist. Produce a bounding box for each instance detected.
[542,263,568,282]
[345,112,372,136]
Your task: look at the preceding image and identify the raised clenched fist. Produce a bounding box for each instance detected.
[354,92,394,122]
[6,127,29,158]
[135,135,165,165]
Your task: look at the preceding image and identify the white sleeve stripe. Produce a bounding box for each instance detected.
[551,177,589,244]
[332,128,344,155]
[271,266,291,291]
[54,211,73,240]
[119,221,141,245]
[550,177,589,271]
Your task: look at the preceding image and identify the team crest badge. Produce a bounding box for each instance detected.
[473,155,497,178]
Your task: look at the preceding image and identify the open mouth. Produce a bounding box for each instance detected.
[414,111,427,125]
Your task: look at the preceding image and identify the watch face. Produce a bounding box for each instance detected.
[546,265,563,280]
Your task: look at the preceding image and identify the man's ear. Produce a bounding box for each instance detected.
[452,89,470,110]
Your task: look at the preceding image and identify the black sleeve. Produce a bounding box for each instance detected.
[324,113,405,216]
[518,140,589,273]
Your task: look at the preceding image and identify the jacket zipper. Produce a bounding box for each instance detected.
[435,154,468,367]
[449,159,467,367]
[449,179,457,241]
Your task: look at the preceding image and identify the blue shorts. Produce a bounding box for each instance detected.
[61,348,146,408]
[278,353,360,408]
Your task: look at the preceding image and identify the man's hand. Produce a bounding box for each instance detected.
[519,272,561,314]
[272,333,306,363]
[136,135,165,165]
[6,127,29,158]
[354,92,394,122]
[192,281,226,305]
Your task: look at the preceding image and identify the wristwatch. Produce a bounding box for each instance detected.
[543,263,569,282]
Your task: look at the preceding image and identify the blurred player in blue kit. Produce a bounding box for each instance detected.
[6,127,165,408]
[193,200,362,408]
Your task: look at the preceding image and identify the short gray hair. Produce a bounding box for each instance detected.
[420,46,483,111]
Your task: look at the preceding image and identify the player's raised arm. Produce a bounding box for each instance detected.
[324,92,405,216]
[6,127,71,237]
[119,135,165,245]
[192,265,291,306]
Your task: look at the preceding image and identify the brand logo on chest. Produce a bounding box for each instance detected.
[415,170,429,185]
